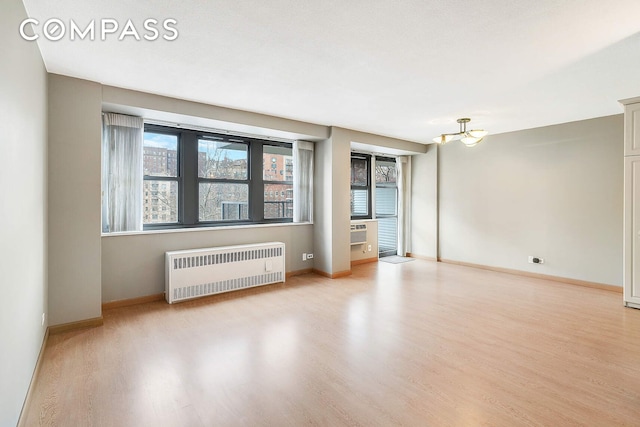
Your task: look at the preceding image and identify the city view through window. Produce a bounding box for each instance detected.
[143,131,293,225]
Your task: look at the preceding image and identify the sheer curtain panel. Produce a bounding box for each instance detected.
[102,113,144,232]
[293,140,314,223]
[396,156,411,256]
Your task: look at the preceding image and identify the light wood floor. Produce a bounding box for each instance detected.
[23,260,640,426]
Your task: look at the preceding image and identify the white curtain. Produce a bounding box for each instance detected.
[293,140,314,222]
[396,156,411,256]
[102,113,144,232]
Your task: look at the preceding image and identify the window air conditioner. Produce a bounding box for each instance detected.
[350,224,367,245]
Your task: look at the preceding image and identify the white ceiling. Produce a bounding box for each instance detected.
[22,0,640,143]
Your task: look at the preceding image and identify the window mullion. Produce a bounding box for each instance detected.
[249,141,264,222]
[182,131,198,225]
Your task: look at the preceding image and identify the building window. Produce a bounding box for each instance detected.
[143,131,179,225]
[350,153,371,219]
[143,124,294,229]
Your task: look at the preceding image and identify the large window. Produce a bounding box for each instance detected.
[350,154,371,219]
[143,124,293,229]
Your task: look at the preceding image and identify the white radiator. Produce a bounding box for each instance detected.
[165,242,285,304]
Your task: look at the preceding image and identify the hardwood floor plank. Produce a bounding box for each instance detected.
[21,261,640,426]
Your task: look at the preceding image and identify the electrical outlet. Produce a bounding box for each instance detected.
[302,253,307,261]
[528,256,544,264]
[41,313,45,326]
[368,244,372,252]
[307,253,314,259]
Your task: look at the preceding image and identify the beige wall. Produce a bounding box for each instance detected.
[313,137,334,274]
[350,220,379,262]
[434,115,624,285]
[97,83,329,301]
[48,76,424,304]
[410,145,438,259]
[4,16,625,423]
[46,75,328,311]
[42,73,626,326]
[312,127,357,276]
[0,0,48,424]
[315,127,425,276]
[48,75,103,325]
[102,224,313,302]
[327,128,353,275]
[102,85,329,141]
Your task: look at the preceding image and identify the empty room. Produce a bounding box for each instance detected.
[3,0,640,426]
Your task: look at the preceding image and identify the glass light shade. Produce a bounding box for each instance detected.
[432,134,454,144]
[468,129,488,138]
[461,135,481,146]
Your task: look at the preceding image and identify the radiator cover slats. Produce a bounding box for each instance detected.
[165,242,285,304]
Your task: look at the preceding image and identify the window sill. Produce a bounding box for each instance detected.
[102,221,313,238]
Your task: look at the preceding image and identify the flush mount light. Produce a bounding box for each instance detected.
[432,118,488,147]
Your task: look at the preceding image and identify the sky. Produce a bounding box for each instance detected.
[144,132,246,160]
[143,132,177,149]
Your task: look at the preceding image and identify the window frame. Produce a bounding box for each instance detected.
[142,127,182,227]
[142,124,294,230]
[350,153,372,220]
[262,143,294,220]
[196,135,251,224]
[374,156,398,257]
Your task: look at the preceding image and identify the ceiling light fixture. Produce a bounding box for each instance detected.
[432,118,488,147]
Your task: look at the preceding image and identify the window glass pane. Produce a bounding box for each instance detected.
[143,180,178,224]
[375,187,397,216]
[351,157,368,185]
[199,183,249,221]
[378,217,398,254]
[143,133,178,177]
[264,183,293,219]
[375,160,396,184]
[198,139,248,179]
[263,145,293,181]
[350,189,368,216]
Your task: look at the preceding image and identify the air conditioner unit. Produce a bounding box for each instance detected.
[350,223,367,245]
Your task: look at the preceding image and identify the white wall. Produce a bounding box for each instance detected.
[435,115,623,285]
[0,0,48,424]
